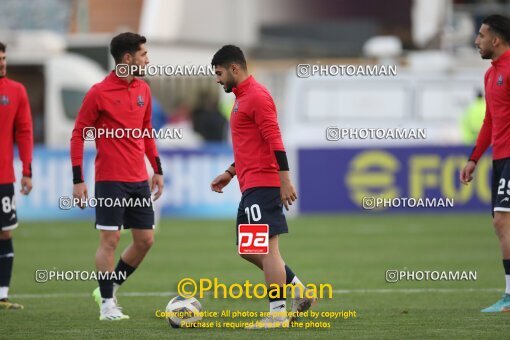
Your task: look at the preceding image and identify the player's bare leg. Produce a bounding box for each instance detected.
[0,230,22,310]
[93,229,154,312]
[241,236,315,328]
[482,212,510,312]
[240,253,263,270]
[94,230,128,320]
[121,229,154,267]
[96,230,120,275]
[245,236,288,329]
[109,229,154,298]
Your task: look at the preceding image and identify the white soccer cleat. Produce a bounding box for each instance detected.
[245,314,289,329]
[99,299,130,321]
[289,289,317,323]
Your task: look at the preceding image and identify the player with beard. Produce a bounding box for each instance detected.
[0,42,33,310]
[71,32,164,320]
[210,45,316,329]
[461,14,510,312]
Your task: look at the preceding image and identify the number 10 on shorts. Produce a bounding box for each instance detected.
[238,224,269,254]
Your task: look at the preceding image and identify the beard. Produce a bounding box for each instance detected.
[221,73,236,93]
[478,47,493,60]
[132,63,144,77]
[223,81,234,93]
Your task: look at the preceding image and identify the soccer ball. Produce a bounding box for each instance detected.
[165,296,202,328]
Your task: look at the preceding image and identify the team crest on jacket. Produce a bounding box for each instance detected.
[0,95,9,106]
[137,95,145,107]
[497,74,504,86]
[233,100,239,113]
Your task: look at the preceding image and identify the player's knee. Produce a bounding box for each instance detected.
[100,233,120,251]
[493,213,510,236]
[135,236,154,251]
[0,230,12,240]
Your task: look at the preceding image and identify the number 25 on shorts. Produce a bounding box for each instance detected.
[238,224,269,255]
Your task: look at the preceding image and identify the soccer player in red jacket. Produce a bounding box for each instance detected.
[71,33,164,320]
[210,45,315,329]
[461,15,510,312]
[0,42,33,310]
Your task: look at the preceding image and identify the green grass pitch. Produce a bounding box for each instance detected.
[2,214,510,339]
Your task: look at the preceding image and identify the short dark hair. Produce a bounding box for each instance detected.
[483,14,510,44]
[211,45,247,70]
[0,42,5,53]
[110,32,147,64]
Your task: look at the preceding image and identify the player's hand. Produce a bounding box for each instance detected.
[20,176,32,195]
[73,182,88,209]
[151,174,164,201]
[280,175,297,211]
[211,172,232,193]
[460,160,476,185]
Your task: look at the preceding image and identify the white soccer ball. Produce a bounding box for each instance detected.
[165,296,202,328]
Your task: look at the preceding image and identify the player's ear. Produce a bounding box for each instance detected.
[122,52,132,64]
[492,34,501,47]
[230,63,238,75]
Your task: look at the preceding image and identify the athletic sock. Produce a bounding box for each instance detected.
[285,265,305,297]
[503,259,510,295]
[284,265,295,284]
[0,238,14,299]
[101,297,115,307]
[113,258,136,286]
[0,287,8,300]
[113,282,121,297]
[268,286,286,315]
[98,275,114,299]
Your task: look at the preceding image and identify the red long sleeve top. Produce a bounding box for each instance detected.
[0,77,33,184]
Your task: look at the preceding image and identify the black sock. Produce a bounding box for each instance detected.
[503,259,510,275]
[98,276,113,299]
[268,286,286,302]
[113,258,136,285]
[285,265,295,285]
[0,238,14,288]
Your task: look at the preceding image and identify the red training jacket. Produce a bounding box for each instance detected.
[0,77,33,184]
[470,50,510,162]
[231,76,285,192]
[70,72,160,183]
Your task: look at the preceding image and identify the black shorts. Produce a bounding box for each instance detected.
[0,184,18,231]
[492,158,510,213]
[235,187,288,244]
[95,181,154,231]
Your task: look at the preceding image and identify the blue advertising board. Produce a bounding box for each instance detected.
[14,145,240,221]
[298,146,492,213]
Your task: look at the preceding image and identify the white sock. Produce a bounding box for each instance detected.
[505,275,510,295]
[101,297,115,307]
[0,286,8,300]
[290,276,306,297]
[113,283,121,296]
[269,300,286,315]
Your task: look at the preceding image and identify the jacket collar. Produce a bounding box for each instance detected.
[492,50,510,67]
[232,75,254,97]
[107,70,141,88]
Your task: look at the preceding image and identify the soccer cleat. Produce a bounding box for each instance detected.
[245,314,289,329]
[92,287,102,308]
[99,299,129,321]
[289,288,317,323]
[481,294,510,313]
[0,299,24,310]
